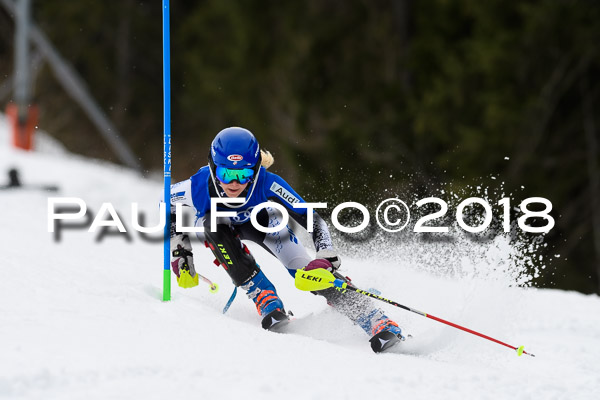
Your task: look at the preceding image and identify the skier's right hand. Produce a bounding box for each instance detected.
[171,245,195,277]
[171,234,198,288]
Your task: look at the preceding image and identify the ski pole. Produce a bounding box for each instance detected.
[199,273,219,293]
[295,268,535,357]
[179,269,219,292]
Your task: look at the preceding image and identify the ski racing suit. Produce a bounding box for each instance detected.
[170,165,392,335]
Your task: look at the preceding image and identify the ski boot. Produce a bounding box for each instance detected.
[315,274,404,352]
[202,219,289,331]
[356,308,404,353]
[241,269,289,331]
[368,317,404,353]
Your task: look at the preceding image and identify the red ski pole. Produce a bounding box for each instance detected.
[295,268,535,357]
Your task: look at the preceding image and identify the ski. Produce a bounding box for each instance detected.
[369,331,402,353]
[261,309,290,331]
[370,332,412,353]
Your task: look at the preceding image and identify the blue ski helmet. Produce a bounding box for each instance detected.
[209,127,261,183]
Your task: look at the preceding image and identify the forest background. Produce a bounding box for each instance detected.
[0,0,598,294]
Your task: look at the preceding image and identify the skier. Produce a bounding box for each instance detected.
[170,127,403,352]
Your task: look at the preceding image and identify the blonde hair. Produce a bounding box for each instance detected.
[261,149,274,169]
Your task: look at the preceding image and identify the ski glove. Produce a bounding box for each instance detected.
[171,234,199,288]
[316,249,342,270]
[305,249,342,272]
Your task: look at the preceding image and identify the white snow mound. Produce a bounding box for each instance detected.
[0,115,599,400]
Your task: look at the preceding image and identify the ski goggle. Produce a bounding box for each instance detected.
[215,166,256,184]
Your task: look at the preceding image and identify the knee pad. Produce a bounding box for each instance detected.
[203,220,260,286]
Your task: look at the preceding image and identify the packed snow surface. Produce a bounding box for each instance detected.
[1,115,599,400]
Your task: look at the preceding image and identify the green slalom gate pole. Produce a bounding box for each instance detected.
[162,0,171,301]
[295,268,535,357]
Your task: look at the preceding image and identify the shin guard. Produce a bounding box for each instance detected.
[203,221,260,287]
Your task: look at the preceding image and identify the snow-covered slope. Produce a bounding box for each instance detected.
[1,116,599,400]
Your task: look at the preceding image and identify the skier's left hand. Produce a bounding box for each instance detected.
[316,249,341,270]
[305,249,342,272]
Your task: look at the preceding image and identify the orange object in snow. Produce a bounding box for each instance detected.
[6,103,38,151]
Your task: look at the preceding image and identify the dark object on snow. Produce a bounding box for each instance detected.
[0,168,59,192]
[7,168,21,187]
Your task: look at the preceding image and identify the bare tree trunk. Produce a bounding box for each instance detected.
[113,0,134,129]
[580,74,600,294]
[392,0,412,90]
